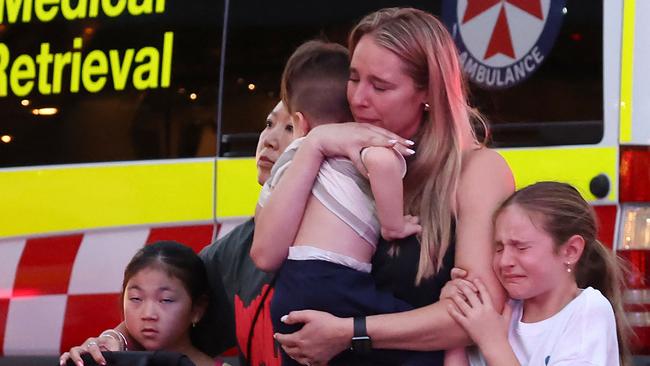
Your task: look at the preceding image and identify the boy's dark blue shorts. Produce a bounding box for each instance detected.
[270,259,442,366]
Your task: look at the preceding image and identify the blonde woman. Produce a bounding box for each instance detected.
[252,7,514,366]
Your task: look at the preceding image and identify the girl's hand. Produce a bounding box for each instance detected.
[274,310,352,366]
[440,267,476,300]
[440,278,477,301]
[447,278,513,350]
[381,215,422,241]
[307,123,414,176]
[59,336,118,366]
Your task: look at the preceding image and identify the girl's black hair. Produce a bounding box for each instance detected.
[122,240,217,356]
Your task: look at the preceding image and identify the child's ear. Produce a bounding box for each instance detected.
[292,111,310,138]
[191,294,209,325]
[561,234,585,267]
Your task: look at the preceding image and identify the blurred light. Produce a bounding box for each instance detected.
[178,87,186,94]
[619,205,650,249]
[21,99,30,106]
[562,7,567,15]
[570,33,582,42]
[32,107,59,116]
[83,27,95,36]
[248,83,256,91]
[237,77,245,84]
[189,93,197,100]
[1,135,11,143]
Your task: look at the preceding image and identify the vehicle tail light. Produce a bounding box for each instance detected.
[618,147,650,354]
[620,147,650,203]
[617,146,650,354]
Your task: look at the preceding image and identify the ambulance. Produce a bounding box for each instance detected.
[1,0,649,360]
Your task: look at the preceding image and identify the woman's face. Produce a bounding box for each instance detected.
[255,101,294,185]
[492,204,569,303]
[123,267,201,352]
[347,35,427,138]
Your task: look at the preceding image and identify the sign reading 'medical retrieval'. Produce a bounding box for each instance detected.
[0,0,173,97]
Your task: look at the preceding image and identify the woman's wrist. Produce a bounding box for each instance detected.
[341,317,355,349]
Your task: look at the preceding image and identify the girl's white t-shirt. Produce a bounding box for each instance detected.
[509,286,619,365]
[468,287,620,366]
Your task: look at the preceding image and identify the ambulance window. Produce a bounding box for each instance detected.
[219,0,443,157]
[0,0,224,168]
[219,0,604,156]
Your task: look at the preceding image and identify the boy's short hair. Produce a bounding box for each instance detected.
[280,40,353,126]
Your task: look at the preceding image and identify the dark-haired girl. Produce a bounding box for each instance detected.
[61,241,228,366]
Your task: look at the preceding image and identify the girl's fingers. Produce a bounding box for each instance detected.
[460,282,482,307]
[450,267,468,280]
[502,301,514,324]
[447,304,469,328]
[451,293,473,315]
[474,278,494,309]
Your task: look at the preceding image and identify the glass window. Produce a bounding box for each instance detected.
[219,0,604,156]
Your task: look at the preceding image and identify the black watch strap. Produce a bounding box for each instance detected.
[350,316,372,354]
[353,316,367,337]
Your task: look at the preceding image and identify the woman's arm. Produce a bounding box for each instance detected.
[250,123,410,272]
[367,148,513,349]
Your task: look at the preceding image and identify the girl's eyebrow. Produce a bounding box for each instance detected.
[127,285,141,290]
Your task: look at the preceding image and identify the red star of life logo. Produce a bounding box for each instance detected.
[462,0,544,60]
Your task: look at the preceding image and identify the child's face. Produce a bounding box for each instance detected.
[255,101,294,185]
[492,204,569,302]
[123,267,198,352]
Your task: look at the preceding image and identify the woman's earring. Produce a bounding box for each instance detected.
[423,102,430,112]
[565,262,572,273]
[192,321,197,328]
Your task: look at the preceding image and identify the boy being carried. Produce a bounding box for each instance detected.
[252,39,434,366]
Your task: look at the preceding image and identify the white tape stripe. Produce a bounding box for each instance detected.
[624,288,650,304]
[0,239,26,298]
[68,228,150,295]
[4,295,67,355]
[627,311,650,327]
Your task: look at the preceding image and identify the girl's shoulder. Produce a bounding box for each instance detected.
[577,287,616,317]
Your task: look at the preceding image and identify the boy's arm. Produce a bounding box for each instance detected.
[361,146,420,240]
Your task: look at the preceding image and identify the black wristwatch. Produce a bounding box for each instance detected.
[350,316,372,354]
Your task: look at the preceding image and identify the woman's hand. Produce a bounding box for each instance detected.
[59,336,119,366]
[307,123,414,175]
[447,278,512,350]
[274,310,353,366]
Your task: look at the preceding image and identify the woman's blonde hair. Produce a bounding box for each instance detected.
[496,181,632,366]
[349,7,482,283]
